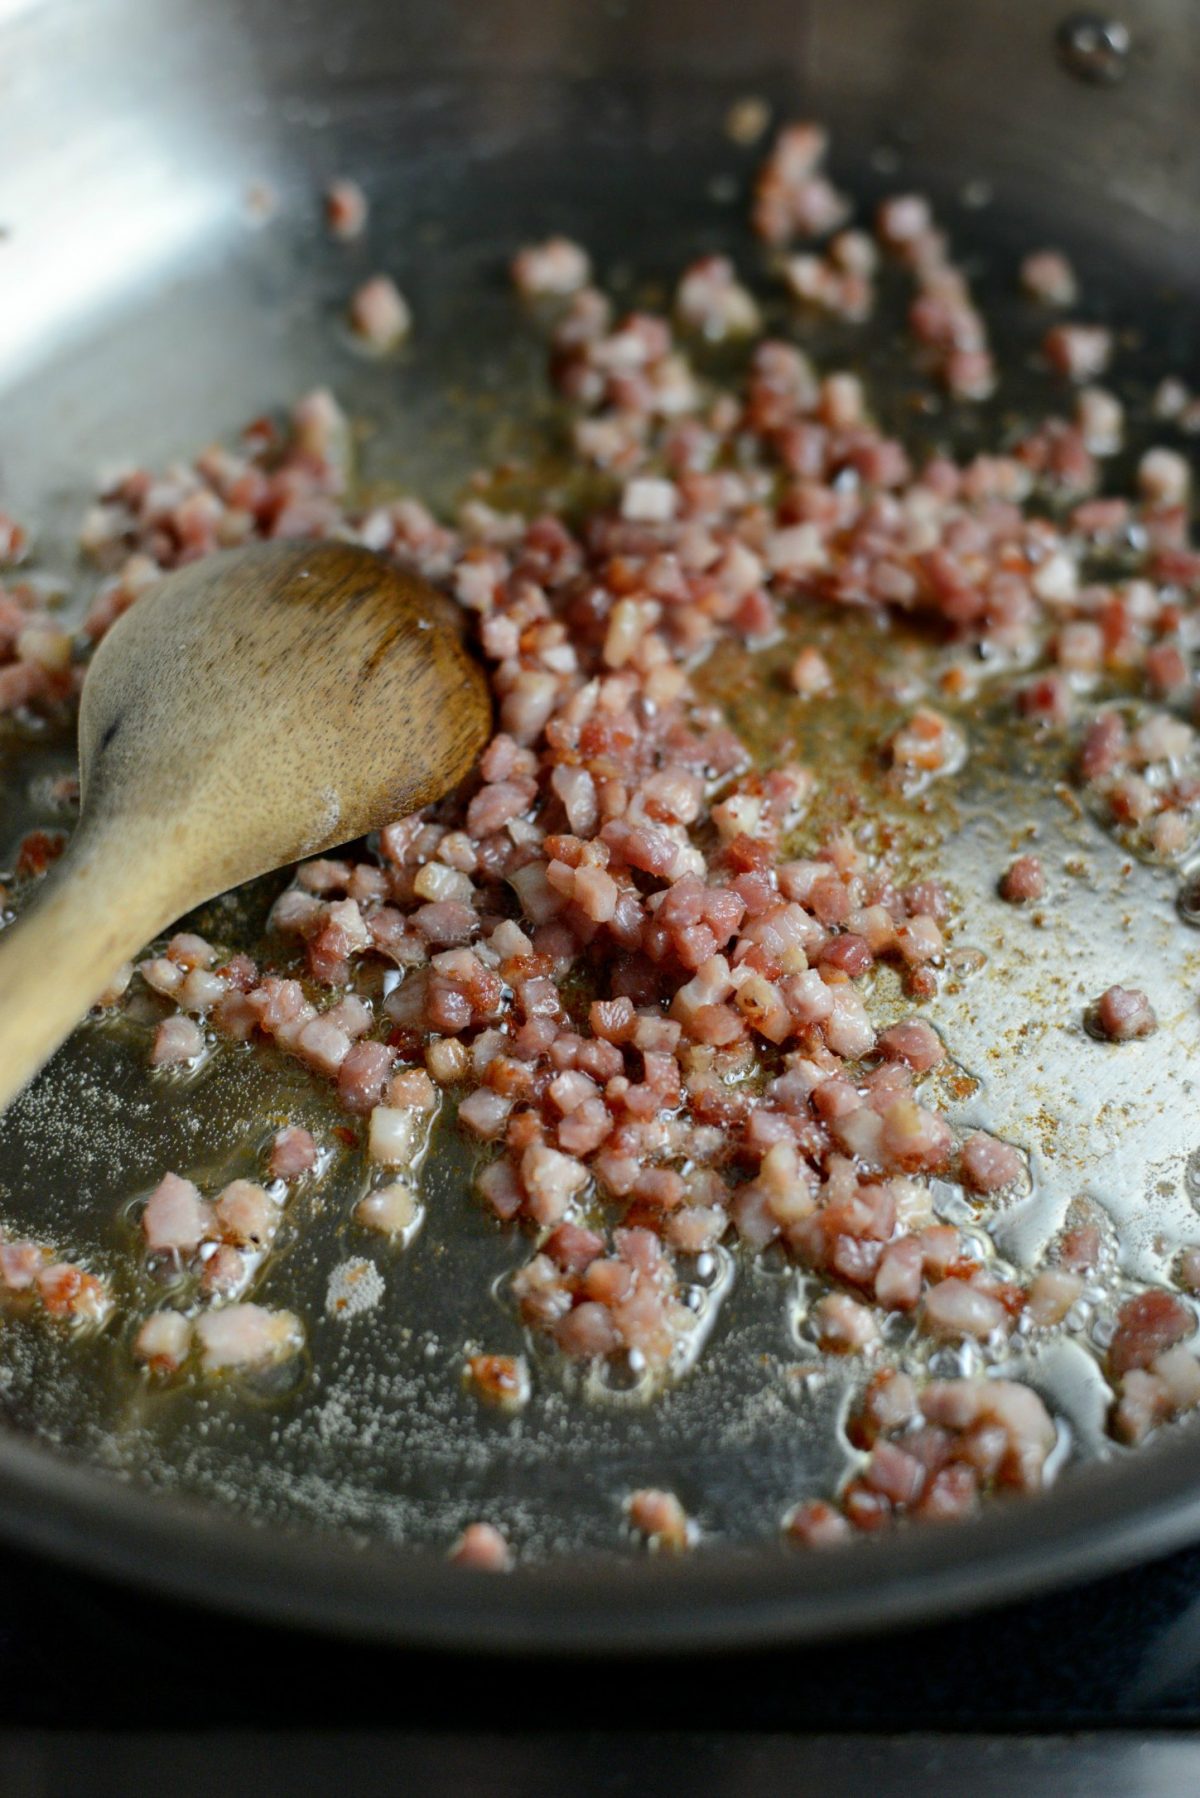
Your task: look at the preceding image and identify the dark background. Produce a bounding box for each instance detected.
[5,1538,1200,1794]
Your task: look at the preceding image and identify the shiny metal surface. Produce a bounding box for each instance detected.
[1,0,1200,1646]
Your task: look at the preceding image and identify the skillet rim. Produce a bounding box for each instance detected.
[0,1417,1197,1650]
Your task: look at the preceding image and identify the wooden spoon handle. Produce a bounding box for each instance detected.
[0,821,171,1113]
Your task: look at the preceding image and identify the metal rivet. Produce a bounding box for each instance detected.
[1056,14,1132,84]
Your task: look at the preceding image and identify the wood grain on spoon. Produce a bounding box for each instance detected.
[0,540,491,1113]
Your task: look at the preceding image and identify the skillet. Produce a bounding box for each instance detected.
[1,0,1200,1648]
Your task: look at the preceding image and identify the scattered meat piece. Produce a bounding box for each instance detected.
[1076,386,1123,456]
[1144,642,1188,699]
[167,933,216,970]
[753,123,848,244]
[36,1263,109,1322]
[200,1243,249,1299]
[1057,1205,1105,1274]
[367,1105,422,1165]
[175,966,227,1013]
[1079,714,1127,783]
[1112,1331,1200,1442]
[852,1370,921,1443]
[448,1522,513,1570]
[511,237,592,297]
[876,1019,944,1072]
[142,1173,212,1257]
[1043,323,1112,381]
[1090,985,1157,1042]
[1026,1269,1083,1327]
[1019,674,1073,725]
[675,256,761,339]
[338,1040,393,1113]
[875,194,932,251]
[627,1487,693,1551]
[458,1087,513,1140]
[95,962,134,1008]
[0,1241,42,1292]
[1110,1371,1163,1444]
[875,1237,924,1311]
[214,1180,277,1249]
[879,1098,951,1171]
[0,513,30,562]
[388,1068,437,1110]
[788,647,834,697]
[923,1278,1008,1340]
[1109,1290,1194,1377]
[194,1304,303,1373]
[1139,447,1191,507]
[349,275,412,347]
[134,1310,191,1373]
[813,1292,879,1352]
[887,708,964,779]
[621,478,677,524]
[1148,1343,1200,1410]
[356,1177,421,1237]
[467,1353,530,1410]
[427,1037,469,1083]
[960,1132,1024,1195]
[15,829,66,878]
[149,1015,204,1067]
[1153,377,1191,420]
[521,1143,588,1222]
[268,1126,317,1180]
[783,1499,852,1548]
[999,855,1044,904]
[324,178,368,240]
[1020,250,1078,306]
[782,249,874,323]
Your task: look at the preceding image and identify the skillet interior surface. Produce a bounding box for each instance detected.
[2,0,1200,1646]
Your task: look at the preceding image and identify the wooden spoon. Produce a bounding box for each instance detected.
[0,540,491,1112]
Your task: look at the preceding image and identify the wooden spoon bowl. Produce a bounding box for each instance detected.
[0,540,491,1111]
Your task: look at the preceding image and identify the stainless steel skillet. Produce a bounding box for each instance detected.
[1,0,1199,1649]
